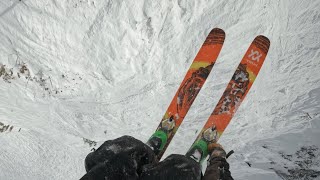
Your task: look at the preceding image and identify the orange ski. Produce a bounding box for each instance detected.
[186,35,270,163]
[147,28,225,161]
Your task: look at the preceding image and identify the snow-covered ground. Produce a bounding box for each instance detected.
[1,0,320,179]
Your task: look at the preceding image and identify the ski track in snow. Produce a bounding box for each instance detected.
[1,0,320,179]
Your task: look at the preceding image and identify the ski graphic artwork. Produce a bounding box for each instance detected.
[186,35,270,163]
[147,28,226,161]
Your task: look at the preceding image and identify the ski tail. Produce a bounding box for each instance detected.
[147,28,226,161]
[186,35,270,163]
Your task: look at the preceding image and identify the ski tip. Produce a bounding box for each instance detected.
[253,35,270,54]
[205,28,225,45]
[210,28,225,35]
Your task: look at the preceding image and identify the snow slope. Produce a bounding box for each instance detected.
[0,0,320,179]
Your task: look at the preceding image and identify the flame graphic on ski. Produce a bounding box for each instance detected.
[186,35,270,163]
[147,28,225,160]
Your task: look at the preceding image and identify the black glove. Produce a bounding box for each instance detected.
[81,135,156,180]
[140,154,202,180]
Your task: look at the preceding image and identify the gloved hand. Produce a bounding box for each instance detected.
[203,143,234,180]
[81,135,156,180]
[140,154,202,180]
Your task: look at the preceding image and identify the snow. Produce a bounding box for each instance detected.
[0,0,320,179]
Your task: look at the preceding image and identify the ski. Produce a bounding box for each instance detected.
[186,35,270,163]
[147,28,226,161]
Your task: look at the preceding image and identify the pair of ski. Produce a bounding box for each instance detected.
[147,28,270,164]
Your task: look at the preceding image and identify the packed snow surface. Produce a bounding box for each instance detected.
[1,0,320,179]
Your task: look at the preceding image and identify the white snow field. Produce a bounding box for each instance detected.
[1,0,320,179]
